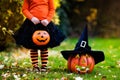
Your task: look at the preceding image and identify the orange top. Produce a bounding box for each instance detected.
[22,0,55,22]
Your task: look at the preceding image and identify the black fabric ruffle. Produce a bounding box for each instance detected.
[13,19,66,49]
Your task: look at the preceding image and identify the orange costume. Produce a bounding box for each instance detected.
[13,0,66,72]
[22,0,55,22]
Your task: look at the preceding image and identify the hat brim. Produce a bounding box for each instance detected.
[61,50,105,64]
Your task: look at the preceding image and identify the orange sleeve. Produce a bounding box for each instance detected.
[22,0,34,20]
[47,0,55,22]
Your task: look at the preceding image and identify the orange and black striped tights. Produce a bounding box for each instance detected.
[30,48,48,70]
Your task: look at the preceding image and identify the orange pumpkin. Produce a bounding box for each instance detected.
[68,54,95,74]
[32,30,50,46]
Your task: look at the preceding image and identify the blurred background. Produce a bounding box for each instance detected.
[0,0,120,51]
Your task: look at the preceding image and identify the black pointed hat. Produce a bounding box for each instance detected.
[61,25,105,64]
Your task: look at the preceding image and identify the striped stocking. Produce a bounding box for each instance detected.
[30,49,38,68]
[40,48,48,70]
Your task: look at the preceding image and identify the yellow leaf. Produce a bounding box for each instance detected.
[7,9,13,16]
[54,0,61,9]
[75,54,80,58]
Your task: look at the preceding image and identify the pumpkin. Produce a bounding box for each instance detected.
[68,54,95,74]
[32,30,50,46]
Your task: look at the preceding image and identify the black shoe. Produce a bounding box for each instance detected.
[33,67,40,72]
[41,66,47,72]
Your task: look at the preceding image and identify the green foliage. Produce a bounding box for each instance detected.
[0,0,24,51]
[60,0,120,37]
[0,56,4,64]
[0,38,120,79]
[56,0,72,36]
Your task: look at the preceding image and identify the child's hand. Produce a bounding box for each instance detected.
[41,19,49,26]
[31,17,40,25]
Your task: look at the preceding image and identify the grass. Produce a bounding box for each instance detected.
[0,38,120,80]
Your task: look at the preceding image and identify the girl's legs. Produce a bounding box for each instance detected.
[40,48,48,71]
[30,49,40,71]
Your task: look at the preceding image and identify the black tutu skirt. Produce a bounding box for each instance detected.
[13,19,66,49]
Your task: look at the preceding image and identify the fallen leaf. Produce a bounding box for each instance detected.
[74,77,83,80]
[0,64,5,69]
[101,76,107,80]
[13,74,21,80]
[1,72,10,78]
[112,75,117,78]
[61,77,68,80]
[94,75,97,78]
[22,74,27,77]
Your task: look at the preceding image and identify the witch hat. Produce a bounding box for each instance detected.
[61,25,105,64]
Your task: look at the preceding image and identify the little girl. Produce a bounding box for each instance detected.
[13,0,65,72]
